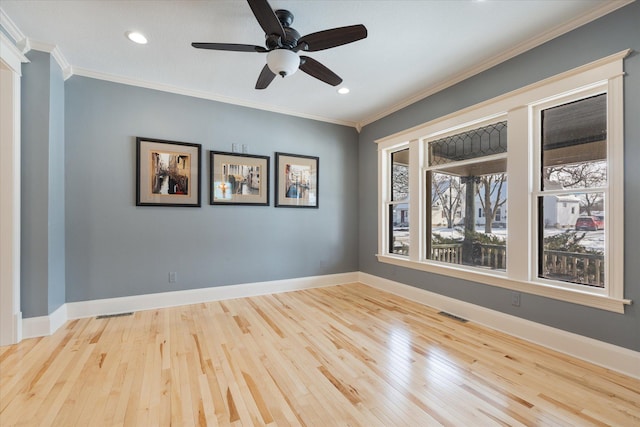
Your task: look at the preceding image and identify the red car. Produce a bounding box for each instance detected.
[575,216,603,231]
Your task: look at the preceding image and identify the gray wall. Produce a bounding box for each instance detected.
[21,50,65,317]
[64,77,359,303]
[359,2,640,351]
[48,50,65,313]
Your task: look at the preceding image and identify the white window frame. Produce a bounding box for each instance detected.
[385,146,411,256]
[423,115,508,274]
[530,86,612,297]
[376,50,630,313]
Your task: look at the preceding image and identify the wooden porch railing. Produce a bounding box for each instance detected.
[431,243,506,270]
[431,244,604,287]
[541,249,605,287]
[431,244,462,264]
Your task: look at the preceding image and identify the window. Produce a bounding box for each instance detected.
[376,51,629,312]
[389,148,410,256]
[536,92,608,288]
[426,121,507,271]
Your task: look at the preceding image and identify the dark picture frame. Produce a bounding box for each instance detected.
[136,137,201,207]
[275,152,319,208]
[210,151,270,205]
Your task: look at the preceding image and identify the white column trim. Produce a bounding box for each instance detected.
[0,33,26,346]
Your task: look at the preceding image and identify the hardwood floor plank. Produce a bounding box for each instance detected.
[1,283,639,426]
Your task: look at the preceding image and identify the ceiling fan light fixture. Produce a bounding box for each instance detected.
[267,49,299,78]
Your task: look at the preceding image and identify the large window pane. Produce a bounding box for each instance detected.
[539,193,605,287]
[429,170,507,271]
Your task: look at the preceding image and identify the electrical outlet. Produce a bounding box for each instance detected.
[511,291,521,307]
[169,272,177,283]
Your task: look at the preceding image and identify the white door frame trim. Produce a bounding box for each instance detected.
[0,33,27,346]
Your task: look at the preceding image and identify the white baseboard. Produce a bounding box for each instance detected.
[358,272,640,380]
[22,304,67,339]
[19,271,638,379]
[22,272,359,337]
[66,272,358,319]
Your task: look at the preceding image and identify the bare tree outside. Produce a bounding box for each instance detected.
[543,161,606,215]
[392,164,409,201]
[432,173,463,228]
[476,173,507,233]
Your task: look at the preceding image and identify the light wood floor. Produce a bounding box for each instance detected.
[1,283,638,426]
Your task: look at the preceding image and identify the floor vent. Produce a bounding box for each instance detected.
[96,312,134,319]
[438,311,468,323]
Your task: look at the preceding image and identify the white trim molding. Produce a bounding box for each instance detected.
[22,304,67,340]
[359,272,640,380]
[0,32,27,71]
[22,272,359,336]
[70,67,354,127]
[18,38,73,80]
[0,32,26,347]
[18,271,639,379]
[0,8,25,44]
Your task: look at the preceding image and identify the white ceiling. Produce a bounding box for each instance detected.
[0,1,630,128]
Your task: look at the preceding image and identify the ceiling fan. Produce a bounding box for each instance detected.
[192,0,367,89]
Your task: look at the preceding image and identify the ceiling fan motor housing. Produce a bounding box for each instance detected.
[265,10,300,50]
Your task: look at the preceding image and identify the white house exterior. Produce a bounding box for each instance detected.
[543,194,581,228]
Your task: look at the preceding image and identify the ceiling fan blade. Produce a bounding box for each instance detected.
[247,0,285,37]
[299,56,342,86]
[255,64,276,89]
[192,42,268,53]
[296,24,367,52]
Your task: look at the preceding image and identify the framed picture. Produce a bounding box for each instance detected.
[275,152,318,208]
[136,137,201,207]
[210,151,269,205]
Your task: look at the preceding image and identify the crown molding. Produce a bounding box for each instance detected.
[357,0,635,129]
[0,32,28,72]
[71,66,357,127]
[0,7,25,44]
[18,38,73,80]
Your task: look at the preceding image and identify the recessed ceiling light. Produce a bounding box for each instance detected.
[338,87,350,95]
[126,31,148,45]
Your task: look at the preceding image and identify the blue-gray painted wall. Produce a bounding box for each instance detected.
[358,2,640,351]
[64,77,359,303]
[20,50,65,317]
[48,50,65,313]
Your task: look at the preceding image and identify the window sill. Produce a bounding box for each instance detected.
[376,254,631,313]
